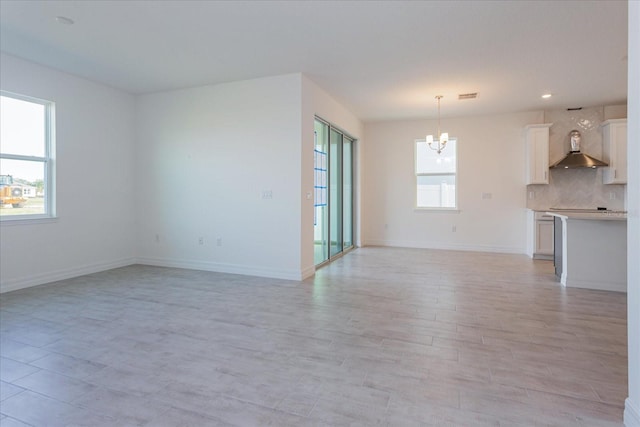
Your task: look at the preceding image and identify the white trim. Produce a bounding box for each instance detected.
[625,397,640,427]
[300,264,316,280]
[565,278,626,293]
[0,216,59,225]
[0,91,56,220]
[601,118,627,127]
[1,256,312,294]
[136,257,307,281]
[524,123,554,130]
[362,239,524,255]
[0,153,46,162]
[413,208,460,214]
[0,257,135,293]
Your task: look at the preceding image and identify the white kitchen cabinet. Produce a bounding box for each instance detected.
[601,119,627,184]
[548,212,627,292]
[526,210,554,260]
[525,124,552,184]
[536,216,554,258]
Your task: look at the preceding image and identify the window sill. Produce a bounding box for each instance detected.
[1,216,59,226]
[414,208,460,213]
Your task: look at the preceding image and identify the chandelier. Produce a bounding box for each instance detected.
[426,95,448,154]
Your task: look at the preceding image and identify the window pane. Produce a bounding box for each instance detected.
[0,158,46,216]
[417,175,456,208]
[416,139,456,174]
[0,95,46,157]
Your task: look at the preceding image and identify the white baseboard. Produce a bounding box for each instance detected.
[626,398,640,427]
[362,239,524,255]
[0,257,136,294]
[300,264,316,280]
[136,256,306,281]
[1,256,311,294]
[566,278,626,293]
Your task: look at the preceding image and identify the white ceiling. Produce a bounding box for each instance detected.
[0,0,628,122]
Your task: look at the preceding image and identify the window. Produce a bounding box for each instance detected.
[415,138,457,208]
[0,92,55,220]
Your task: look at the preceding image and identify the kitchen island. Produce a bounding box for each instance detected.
[547,211,627,292]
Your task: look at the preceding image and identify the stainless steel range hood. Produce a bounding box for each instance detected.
[550,152,608,169]
[550,129,607,169]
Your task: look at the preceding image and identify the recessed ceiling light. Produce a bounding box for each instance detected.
[55,16,74,25]
[541,93,552,99]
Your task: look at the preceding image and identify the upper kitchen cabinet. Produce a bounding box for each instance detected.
[525,123,552,184]
[601,119,627,184]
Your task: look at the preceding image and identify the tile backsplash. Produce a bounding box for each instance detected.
[526,105,627,211]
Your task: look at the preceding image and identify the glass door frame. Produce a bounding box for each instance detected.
[314,116,356,267]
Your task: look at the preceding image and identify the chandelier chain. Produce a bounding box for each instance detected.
[427,95,448,155]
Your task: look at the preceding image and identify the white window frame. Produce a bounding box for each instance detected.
[0,91,56,222]
[415,138,458,210]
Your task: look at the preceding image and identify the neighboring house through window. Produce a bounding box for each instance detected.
[415,138,457,209]
[0,91,55,220]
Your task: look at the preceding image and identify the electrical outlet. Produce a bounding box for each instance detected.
[529,191,535,200]
[198,237,204,245]
[155,234,160,243]
[452,225,457,232]
[216,237,222,246]
[609,192,616,200]
[482,192,492,200]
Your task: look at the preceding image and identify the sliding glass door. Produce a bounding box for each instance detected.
[343,137,353,249]
[329,129,343,258]
[314,120,330,264]
[314,117,354,266]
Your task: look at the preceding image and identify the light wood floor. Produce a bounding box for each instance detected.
[0,247,627,426]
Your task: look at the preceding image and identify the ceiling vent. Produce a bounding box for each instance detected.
[458,92,478,100]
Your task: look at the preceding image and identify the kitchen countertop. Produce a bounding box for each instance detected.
[546,211,627,221]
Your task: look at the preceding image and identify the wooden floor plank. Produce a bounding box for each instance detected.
[0,247,627,426]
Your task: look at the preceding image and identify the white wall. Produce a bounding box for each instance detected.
[135,74,306,280]
[363,111,542,253]
[625,2,639,426]
[0,67,364,288]
[301,75,364,274]
[0,53,136,292]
